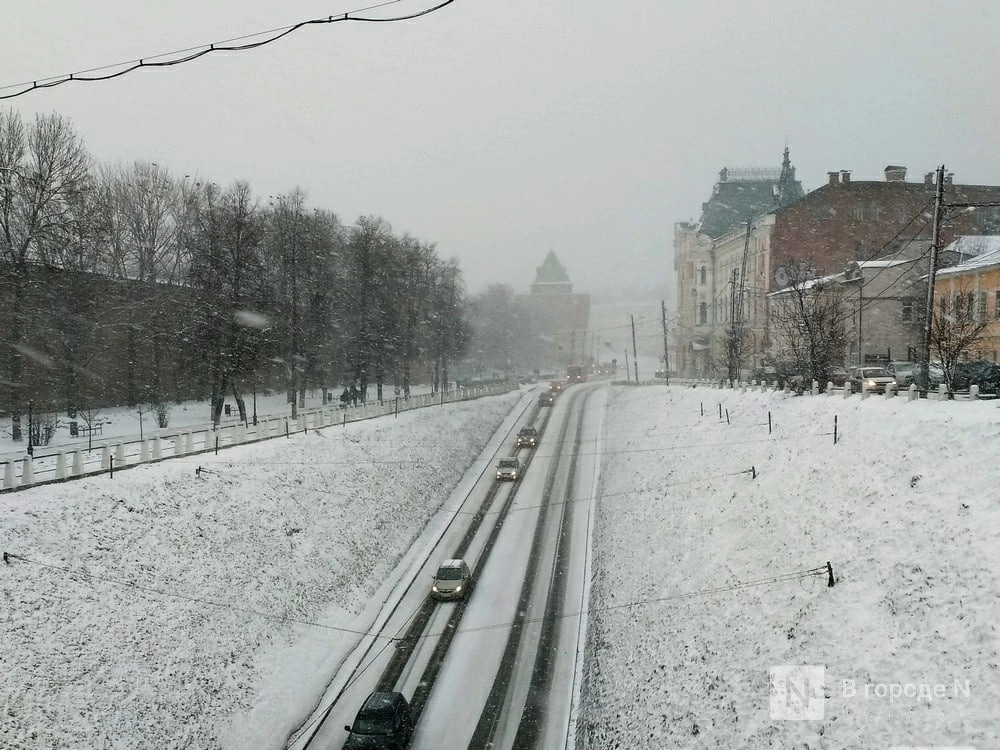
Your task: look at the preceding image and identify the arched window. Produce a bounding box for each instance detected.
[698,302,708,325]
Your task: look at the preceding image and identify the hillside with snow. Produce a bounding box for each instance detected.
[579,384,999,748]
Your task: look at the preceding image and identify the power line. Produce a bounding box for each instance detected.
[0,0,457,101]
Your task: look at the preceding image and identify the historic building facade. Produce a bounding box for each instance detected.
[515,251,590,375]
[674,159,1000,378]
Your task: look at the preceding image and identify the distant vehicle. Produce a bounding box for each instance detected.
[566,365,586,382]
[549,380,564,393]
[849,366,896,393]
[496,456,521,481]
[538,391,555,406]
[516,426,539,448]
[823,365,849,387]
[886,361,919,387]
[431,559,471,601]
[344,691,413,750]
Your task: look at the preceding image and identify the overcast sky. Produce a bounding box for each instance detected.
[3,0,1000,298]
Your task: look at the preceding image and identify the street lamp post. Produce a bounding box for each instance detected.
[252,385,258,426]
[27,400,33,456]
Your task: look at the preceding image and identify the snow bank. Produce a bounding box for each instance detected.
[0,391,521,750]
[579,386,999,748]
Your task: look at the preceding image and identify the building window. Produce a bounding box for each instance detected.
[852,204,864,222]
[854,240,863,260]
[978,291,988,323]
[699,266,707,285]
[698,302,708,325]
[901,298,913,323]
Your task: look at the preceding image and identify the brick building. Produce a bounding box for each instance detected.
[674,162,1000,378]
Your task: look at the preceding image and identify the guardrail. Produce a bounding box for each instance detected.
[2,383,518,493]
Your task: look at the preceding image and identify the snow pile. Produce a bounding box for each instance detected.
[579,385,999,748]
[0,390,521,750]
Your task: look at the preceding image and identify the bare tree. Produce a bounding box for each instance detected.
[0,109,90,424]
[930,285,989,393]
[768,271,849,389]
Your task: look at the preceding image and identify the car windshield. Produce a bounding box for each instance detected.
[520,429,536,436]
[499,459,517,468]
[436,567,463,580]
[352,709,392,736]
[862,368,890,377]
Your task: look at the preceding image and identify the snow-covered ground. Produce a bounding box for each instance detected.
[2,383,997,749]
[0,388,524,749]
[579,385,999,749]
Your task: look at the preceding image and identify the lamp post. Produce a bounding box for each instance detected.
[252,384,258,426]
[27,400,33,456]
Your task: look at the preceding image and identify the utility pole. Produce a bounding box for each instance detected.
[630,315,639,381]
[919,164,946,391]
[661,300,670,384]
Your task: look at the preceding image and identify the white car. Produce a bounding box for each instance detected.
[849,366,896,393]
[431,559,471,601]
[496,456,521,481]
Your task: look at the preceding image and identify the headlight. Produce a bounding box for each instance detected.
[454,585,462,593]
[432,585,440,592]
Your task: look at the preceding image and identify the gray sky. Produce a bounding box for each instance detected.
[3,0,1000,297]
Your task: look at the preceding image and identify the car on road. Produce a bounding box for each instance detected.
[538,391,555,406]
[886,361,919,388]
[344,691,413,750]
[823,365,849,387]
[516,426,539,448]
[496,456,521,481]
[549,380,564,393]
[431,558,471,600]
[849,366,896,393]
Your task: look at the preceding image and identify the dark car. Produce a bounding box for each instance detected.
[823,365,849,387]
[344,691,413,750]
[949,361,1000,393]
[516,426,539,448]
[538,391,555,406]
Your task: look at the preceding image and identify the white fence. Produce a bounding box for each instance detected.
[665,377,988,402]
[2,383,517,493]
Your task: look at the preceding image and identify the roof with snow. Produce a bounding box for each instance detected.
[937,236,1000,277]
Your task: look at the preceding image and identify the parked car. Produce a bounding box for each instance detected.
[431,558,471,600]
[948,361,1000,393]
[538,391,555,406]
[848,366,896,393]
[823,365,849,386]
[886,361,919,388]
[496,456,521,481]
[516,425,539,448]
[344,691,413,750]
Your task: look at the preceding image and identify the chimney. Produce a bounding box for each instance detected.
[828,171,840,186]
[841,170,851,184]
[884,165,907,182]
[945,172,954,186]
[924,172,934,186]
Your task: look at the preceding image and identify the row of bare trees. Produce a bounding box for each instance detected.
[0,109,469,425]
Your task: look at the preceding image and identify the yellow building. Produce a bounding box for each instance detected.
[934,236,1000,362]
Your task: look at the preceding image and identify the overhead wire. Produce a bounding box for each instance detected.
[0,0,457,101]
